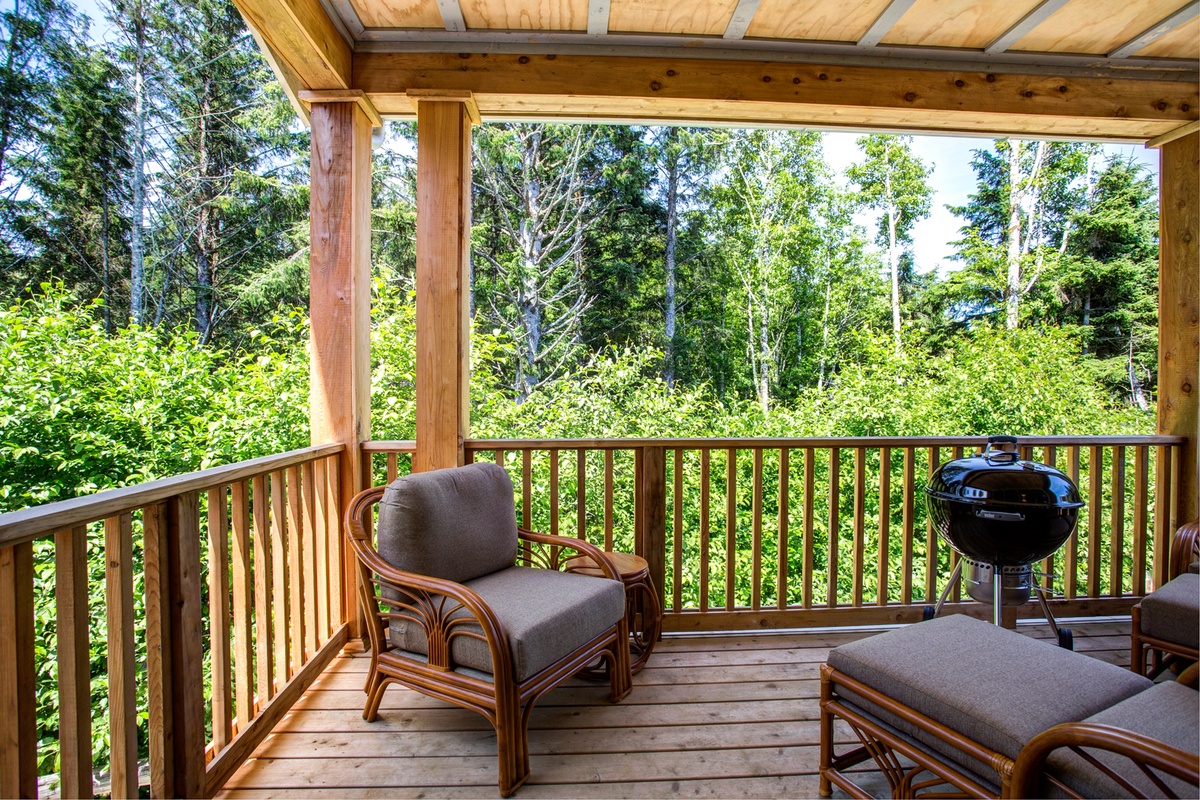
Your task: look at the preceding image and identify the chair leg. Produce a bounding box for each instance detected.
[495,687,529,797]
[362,672,388,722]
[1130,603,1146,677]
[609,620,633,703]
[818,667,834,798]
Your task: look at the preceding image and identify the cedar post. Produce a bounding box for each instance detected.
[414,92,476,472]
[307,92,376,638]
[640,446,667,621]
[1157,132,1199,527]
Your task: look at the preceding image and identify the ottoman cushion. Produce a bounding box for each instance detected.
[1141,573,1200,650]
[828,615,1152,781]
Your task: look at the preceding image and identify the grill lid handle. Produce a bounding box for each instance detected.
[983,435,1020,464]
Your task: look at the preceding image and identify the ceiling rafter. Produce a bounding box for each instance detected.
[723,0,762,41]
[857,0,917,48]
[984,0,1070,55]
[1109,0,1199,59]
[436,0,467,33]
[324,0,365,39]
[588,0,610,35]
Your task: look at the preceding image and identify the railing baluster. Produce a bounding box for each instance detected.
[208,487,233,750]
[144,501,172,797]
[1065,447,1081,598]
[577,449,586,541]
[751,448,763,611]
[1088,445,1103,598]
[253,475,275,700]
[828,447,840,608]
[231,481,255,729]
[925,447,940,604]
[604,449,614,550]
[285,467,305,676]
[802,446,814,610]
[777,448,789,610]
[1041,446,1057,591]
[270,472,290,687]
[725,448,737,611]
[105,513,138,800]
[852,447,865,607]
[522,449,533,531]
[950,446,963,603]
[878,447,891,607]
[0,541,36,799]
[386,452,398,483]
[313,459,330,642]
[1110,446,1126,597]
[901,447,914,606]
[673,448,684,613]
[326,456,344,633]
[1133,446,1149,596]
[1153,445,1173,590]
[549,448,560,538]
[700,449,710,613]
[56,524,93,799]
[301,461,319,660]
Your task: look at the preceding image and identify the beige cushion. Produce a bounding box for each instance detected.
[828,615,1152,782]
[1047,680,1199,799]
[376,462,518,584]
[1141,573,1200,650]
[391,566,626,681]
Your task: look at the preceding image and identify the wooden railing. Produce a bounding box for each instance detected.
[0,444,346,799]
[365,435,1186,632]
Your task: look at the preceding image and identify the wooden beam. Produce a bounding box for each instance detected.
[857,0,918,48]
[1158,132,1199,525]
[587,0,609,36]
[231,0,351,89]
[415,97,473,472]
[299,89,383,128]
[723,0,762,41]
[1149,120,1200,148]
[355,53,1197,140]
[1110,1,1200,59]
[309,100,373,631]
[985,0,1071,55]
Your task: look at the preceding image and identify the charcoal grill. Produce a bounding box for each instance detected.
[924,435,1083,648]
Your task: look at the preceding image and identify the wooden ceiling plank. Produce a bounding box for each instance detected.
[723,0,763,40]
[985,0,1071,54]
[232,0,352,88]
[354,51,1198,138]
[588,0,609,34]
[858,0,919,47]
[1109,0,1199,58]
[436,0,468,32]
[324,0,366,38]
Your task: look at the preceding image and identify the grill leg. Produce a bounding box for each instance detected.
[930,561,963,618]
[993,567,1003,626]
[1034,584,1060,639]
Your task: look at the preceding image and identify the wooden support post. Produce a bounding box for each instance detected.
[1157,132,1199,525]
[309,95,374,639]
[415,94,475,472]
[640,446,667,618]
[56,526,93,799]
[0,542,35,799]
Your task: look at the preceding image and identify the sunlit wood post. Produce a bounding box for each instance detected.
[414,92,477,472]
[306,91,377,638]
[1156,130,1199,537]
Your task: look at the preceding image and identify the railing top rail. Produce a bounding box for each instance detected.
[0,443,345,549]
[360,435,1184,451]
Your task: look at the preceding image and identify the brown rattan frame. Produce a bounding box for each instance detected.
[1131,519,1199,679]
[819,659,1200,799]
[345,485,633,797]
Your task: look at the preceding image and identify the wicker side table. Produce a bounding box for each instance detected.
[565,551,662,676]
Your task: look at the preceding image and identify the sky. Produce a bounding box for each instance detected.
[67,0,1162,279]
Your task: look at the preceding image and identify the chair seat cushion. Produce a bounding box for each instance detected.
[827,615,1152,780]
[1047,680,1199,799]
[1141,573,1200,650]
[392,566,626,681]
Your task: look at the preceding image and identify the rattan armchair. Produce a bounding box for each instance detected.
[1131,519,1199,678]
[345,463,632,797]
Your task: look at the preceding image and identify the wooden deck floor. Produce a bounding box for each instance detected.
[220,619,1133,799]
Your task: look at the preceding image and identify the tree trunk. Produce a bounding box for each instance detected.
[1129,330,1148,411]
[663,128,679,388]
[817,278,832,391]
[1004,140,1022,330]
[128,0,148,326]
[195,83,214,343]
[883,144,902,351]
[758,278,770,413]
[101,190,112,334]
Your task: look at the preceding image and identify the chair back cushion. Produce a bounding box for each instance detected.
[376,462,518,583]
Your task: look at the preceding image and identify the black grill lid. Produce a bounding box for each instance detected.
[927,436,1083,510]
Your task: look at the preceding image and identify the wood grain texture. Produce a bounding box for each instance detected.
[232,482,255,730]
[286,466,307,674]
[56,525,94,799]
[746,0,888,42]
[142,501,174,798]
[1158,133,1199,525]
[608,0,739,35]
[1134,15,1200,58]
[209,487,234,751]
[230,0,351,87]
[253,475,276,703]
[105,514,139,799]
[167,492,207,799]
[414,99,472,472]
[0,542,35,799]
[883,0,1042,48]
[1013,0,1194,55]
[641,446,667,614]
[349,0,443,28]
[357,52,1197,141]
[461,0,588,30]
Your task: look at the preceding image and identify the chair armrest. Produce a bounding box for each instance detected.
[1169,519,1199,580]
[344,485,515,681]
[518,528,622,581]
[1177,662,1199,689]
[1009,722,1200,799]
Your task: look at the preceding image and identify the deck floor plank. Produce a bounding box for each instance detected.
[219,620,1132,798]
